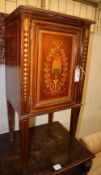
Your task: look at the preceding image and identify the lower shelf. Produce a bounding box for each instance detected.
[0,121,93,175]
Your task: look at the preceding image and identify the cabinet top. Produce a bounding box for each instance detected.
[5,5,95,27]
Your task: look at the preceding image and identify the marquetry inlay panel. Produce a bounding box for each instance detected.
[23,17,30,102]
[80,29,89,92]
[44,40,69,95]
[36,30,76,106]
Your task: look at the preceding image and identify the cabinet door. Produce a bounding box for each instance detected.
[30,20,82,113]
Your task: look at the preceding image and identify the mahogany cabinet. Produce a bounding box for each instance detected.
[5,6,94,174]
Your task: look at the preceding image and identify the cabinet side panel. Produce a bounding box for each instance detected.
[5,19,21,113]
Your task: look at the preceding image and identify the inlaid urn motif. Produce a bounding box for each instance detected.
[38,31,75,102]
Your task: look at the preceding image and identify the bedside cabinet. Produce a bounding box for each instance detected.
[5,6,94,173]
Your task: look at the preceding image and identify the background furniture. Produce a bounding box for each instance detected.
[0,123,94,175]
[82,131,101,175]
[5,5,94,174]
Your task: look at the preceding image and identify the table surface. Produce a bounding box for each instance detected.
[0,121,94,175]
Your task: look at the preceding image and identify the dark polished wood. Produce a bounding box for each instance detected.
[19,118,29,172]
[70,106,81,137]
[7,100,15,142]
[0,122,94,175]
[0,161,4,175]
[80,159,92,175]
[48,113,54,125]
[5,5,95,173]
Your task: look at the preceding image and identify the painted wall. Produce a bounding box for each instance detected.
[0,0,101,138]
[0,0,41,13]
[78,33,101,137]
[44,0,95,32]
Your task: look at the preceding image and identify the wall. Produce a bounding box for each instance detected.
[0,0,101,138]
[0,0,41,13]
[78,32,101,137]
[44,0,95,32]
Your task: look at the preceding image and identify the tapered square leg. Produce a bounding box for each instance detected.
[7,100,15,142]
[19,118,29,173]
[48,113,54,125]
[70,106,81,137]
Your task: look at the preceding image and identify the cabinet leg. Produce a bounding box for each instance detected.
[7,100,15,142]
[70,106,81,137]
[48,113,54,125]
[19,118,29,173]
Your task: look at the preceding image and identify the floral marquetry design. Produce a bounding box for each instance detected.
[38,31,75,102]
[44,40,69,95]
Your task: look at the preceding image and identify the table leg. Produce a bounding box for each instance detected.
[19,117,29,173]
[7,100,15,142]
[70,106,81,137]
[48,113,54,125]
